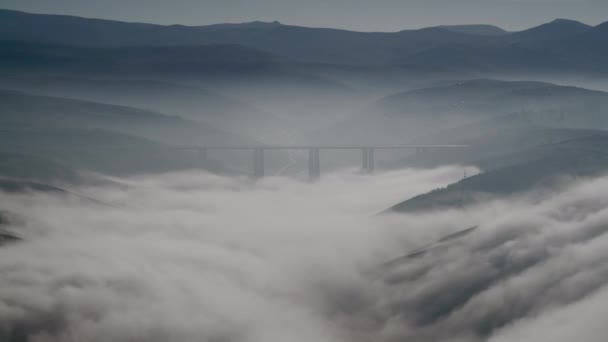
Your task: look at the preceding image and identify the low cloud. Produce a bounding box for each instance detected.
[1,167,608,342]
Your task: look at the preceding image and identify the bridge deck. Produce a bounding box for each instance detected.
[179,145,468,150]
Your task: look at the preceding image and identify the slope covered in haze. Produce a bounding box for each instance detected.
[325,79,608,144]
[0,89,247,179]
[388,79,608,130]
[0,75,288,142]
[392,117,606,170]
[0,152,81,184]
[0,88,249,146]
[0,39,360,139]
[0,128,223,177]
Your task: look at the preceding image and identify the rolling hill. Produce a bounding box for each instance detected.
[0,40,280,74]
[324,79,608,144]
[0,88,249,146]
[0,89,254,179]
[0,128,228,181]
[0,75,288,142]
[1,9,606,72]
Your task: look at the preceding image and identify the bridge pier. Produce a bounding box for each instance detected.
[308,148,321,180]
[193,144,466,179]
[253,148,265,179]
[362,147,375,174]
[197,147,209,168]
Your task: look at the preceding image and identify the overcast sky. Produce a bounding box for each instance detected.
[1,0,607,31]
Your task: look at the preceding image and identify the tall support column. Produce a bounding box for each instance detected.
[367,147,375,173]
[361,148,369,172]
[362,147,375,174]
[308,148,321,180]
[253,148,265,179]
[197,147,209,168]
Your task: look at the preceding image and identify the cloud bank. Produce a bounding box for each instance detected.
[1,167,608,342]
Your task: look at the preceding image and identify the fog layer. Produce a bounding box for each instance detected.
[3,168,608,342]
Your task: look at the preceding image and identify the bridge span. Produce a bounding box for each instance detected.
[182,144,468,179]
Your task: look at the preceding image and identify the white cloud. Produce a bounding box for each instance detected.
[3,167,608,341]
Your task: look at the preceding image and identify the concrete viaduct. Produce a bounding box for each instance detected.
[187,144,468,179]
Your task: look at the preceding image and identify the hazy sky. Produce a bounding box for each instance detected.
[1,0,607,31]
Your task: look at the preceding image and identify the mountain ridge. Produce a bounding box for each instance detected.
[1,9,605,68]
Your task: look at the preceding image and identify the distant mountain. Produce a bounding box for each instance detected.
[560,20,608,66]
[0,9,483,65]
[1,9,606,71]
[0,9,214,46]
[402,20,606,73]
[509,18,592,41]
[436,25,507,36]
[583,20,608,40]
[0,40,280,74]
[202,21,283,30]
[191,24,484,66]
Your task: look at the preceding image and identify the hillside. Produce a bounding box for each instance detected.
[0,127,225,177]
[378,79,608,119]
[0,89,255,179]
[0,40,280,74]
[0,75,288,141]
[0,88,250,146]
[389,134,608,212]
[0,152,81,184]
[324,79,608,144]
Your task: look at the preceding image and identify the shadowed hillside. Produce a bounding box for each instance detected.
[389,135,608,212]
